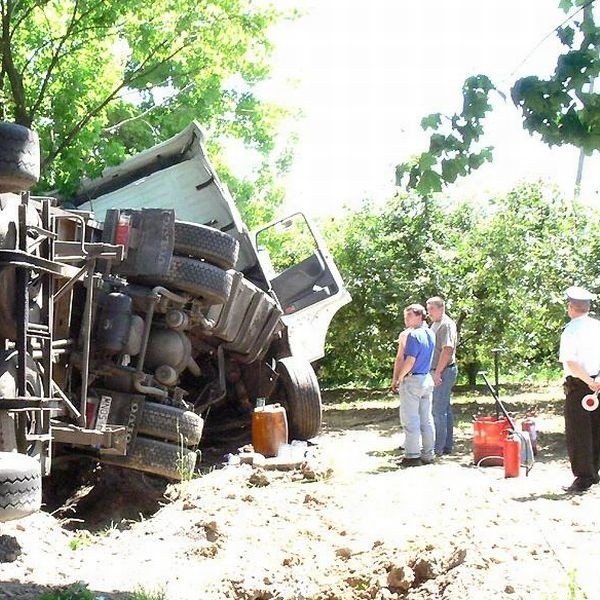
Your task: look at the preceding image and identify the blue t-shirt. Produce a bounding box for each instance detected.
[404,326,435,374]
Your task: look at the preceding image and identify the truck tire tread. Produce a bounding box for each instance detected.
[0,452,41,522]
[136,256,232,305]
[0,123,40,192]
[138,403,204,446]
[274,357,322,441]
[100,437,198,481]
[174,221,239,270]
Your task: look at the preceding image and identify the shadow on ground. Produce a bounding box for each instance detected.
[321,387,567,466]
[0,581,130,600]
[41,386,567,532]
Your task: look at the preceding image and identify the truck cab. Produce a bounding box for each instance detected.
[75,121,350,362]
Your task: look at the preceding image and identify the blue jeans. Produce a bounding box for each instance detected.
[432,364,458,454]
[399,374,435,460]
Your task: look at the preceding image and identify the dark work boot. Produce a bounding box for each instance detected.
[399,457,422,468]
[563,477,595,492]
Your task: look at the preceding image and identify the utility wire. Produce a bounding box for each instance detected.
[502,0,597,85]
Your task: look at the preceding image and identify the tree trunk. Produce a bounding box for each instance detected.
[465,361,480,386]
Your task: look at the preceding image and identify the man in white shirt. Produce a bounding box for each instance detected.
[559,286,600,492]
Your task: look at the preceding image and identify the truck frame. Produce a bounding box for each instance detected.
[0,121,350,522]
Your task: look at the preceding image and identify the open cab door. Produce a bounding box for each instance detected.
[255,212,350,362]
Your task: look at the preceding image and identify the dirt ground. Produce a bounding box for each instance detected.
[0,384,598,600]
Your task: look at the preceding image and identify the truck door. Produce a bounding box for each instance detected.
[255,213,342,314]
[255,213,350,362]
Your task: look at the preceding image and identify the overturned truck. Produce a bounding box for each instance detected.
[0,121,350,521]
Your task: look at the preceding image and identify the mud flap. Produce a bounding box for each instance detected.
[103,208,174,278]
[93,390,146,456]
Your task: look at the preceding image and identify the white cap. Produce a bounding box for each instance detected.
[565,286,596,301]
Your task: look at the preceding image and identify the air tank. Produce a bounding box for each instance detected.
[96,292,133,354]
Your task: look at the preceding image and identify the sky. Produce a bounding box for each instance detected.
[254,0,600,216]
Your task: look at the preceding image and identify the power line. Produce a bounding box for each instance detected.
[503,0,597,84]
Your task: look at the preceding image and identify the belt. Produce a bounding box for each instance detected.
[566,373,599,381]
[408,372,428,376]
[430,363,456,371]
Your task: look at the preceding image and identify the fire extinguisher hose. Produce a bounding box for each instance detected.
[514,429,535,476]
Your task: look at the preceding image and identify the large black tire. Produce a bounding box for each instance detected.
[136,256,232,305]
[138,402,204,446]
[100,437,198,481]
[274,357,322,441]
[0,123,40,192]
[0,452,41,522]
[174,221,239,270]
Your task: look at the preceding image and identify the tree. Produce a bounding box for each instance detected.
[0,0,289,205]
[437,184,594,384]
[318,194,446,386]
[319,183,597,388]
[396,0,599,197]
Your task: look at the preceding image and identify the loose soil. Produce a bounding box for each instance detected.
[0,385,598,600]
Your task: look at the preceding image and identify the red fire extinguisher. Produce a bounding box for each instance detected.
[503,432,521,478]
[521,417,537,456]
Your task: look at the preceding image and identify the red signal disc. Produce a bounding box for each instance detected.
[582,394,599,411]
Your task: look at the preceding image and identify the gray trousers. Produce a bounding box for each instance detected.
[399,374,435,460]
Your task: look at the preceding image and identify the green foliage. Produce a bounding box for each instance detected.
[38,582,166,600]
[396,2,600,198]
[38,582,98,600]
[68,531,94,551]
[176,448,196,483]
[443,184,593,383]
[129,587,166,600]
[319,182,598,388]
[319,194,443,385]
[512,3,600,153]
[256,213,317,274]
[395,76,496,196]
[0,0,292,206]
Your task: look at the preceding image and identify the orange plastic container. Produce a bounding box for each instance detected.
[252,404,288,458]
[472,416,511,466]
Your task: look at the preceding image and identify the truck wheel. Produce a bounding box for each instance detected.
[0,452,41,522]
[138,402,204,446]
[274,357,322,441]
[174,221,239,270]
[0,123,40,192]
[100,437,198,481]
[136,256,232,305]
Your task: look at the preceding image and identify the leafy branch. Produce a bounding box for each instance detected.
[44,34,198,166]
[102,82,194,135]
[396,0,600,198]
[511,1,600,153]
[395,75,497,197]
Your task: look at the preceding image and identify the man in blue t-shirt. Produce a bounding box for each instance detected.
[391,303,436,467]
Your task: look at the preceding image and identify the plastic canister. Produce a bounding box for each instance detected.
[503,432,521,478]
[252,404,288,458]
